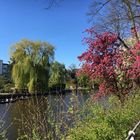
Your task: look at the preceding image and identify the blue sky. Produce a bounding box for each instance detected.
[0,0,91,67]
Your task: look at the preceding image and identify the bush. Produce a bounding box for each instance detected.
[15,92,140,140]
[3,83,13,93]
[0,76,6,90]
[16,96,76,140]
[67,94,140,140]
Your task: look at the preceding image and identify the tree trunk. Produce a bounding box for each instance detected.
[123,0,139,41]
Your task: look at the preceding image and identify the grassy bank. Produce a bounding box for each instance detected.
[0,91,140,139]
[66,93,140,140]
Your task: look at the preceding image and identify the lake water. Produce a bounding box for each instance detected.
[0,91,90,140]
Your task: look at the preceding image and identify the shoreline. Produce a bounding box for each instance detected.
[0,88,91,104]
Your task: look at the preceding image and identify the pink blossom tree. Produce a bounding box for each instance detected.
[77,28,140,101]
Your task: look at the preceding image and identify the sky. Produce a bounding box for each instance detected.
[0,0,91,68]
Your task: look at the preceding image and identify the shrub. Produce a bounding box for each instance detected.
[3,83,14,93]
[67,94,140,140]
[16,94,80,140]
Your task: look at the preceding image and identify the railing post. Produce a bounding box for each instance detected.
[125,121,140,140]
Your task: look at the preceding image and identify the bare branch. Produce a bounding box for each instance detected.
[45,0,64,9]
[93,0,112,16]
[118,36,130,50]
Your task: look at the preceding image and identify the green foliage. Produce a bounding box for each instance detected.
[0,130,8,140]
[17,129,46,140]
[0,76,6,90]
[13,91,140,140]
[49,61,66,90]
[3,83,14,93]
[0,76,13,93]
[67,94,140,140]
[77,74,90,88]
[16,97,72,140]
[11,39,54,93]
[66,64,78,89]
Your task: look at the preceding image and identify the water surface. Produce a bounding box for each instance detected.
[0,91,90,140]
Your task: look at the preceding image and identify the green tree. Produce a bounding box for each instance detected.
[66,64,78,90]
[0,76,6,90]
[77,74,90,88]
[49,61,66,90]
[11,39,54,93]
[0,75,13,92]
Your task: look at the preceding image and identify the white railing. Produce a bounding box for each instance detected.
[125,121,140,140]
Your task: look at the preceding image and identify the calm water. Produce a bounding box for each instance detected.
[0,91,90,140]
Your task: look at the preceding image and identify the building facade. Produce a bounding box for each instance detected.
[0,60,3,75]
[0,60,9,75]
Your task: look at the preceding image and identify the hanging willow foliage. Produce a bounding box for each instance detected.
[49,61,66,90]
[10,39,54,93]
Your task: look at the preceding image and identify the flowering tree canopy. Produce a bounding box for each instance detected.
[77,28,140,100]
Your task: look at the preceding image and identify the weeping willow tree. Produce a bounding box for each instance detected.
[49,61,66,90]
[11,39,54,93]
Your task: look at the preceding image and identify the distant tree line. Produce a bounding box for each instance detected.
[3,39,88,94]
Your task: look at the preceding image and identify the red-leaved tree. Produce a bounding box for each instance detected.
[77,28,140,100]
